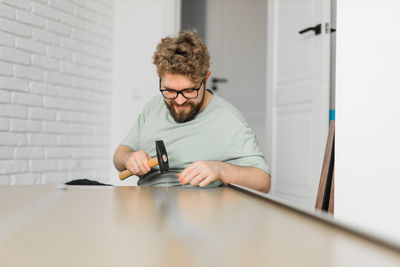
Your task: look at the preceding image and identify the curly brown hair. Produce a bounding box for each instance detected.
[153,30,210,85]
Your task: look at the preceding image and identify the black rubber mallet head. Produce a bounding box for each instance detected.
[119,140,169,180]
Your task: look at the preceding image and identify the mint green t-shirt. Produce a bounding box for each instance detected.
[122,91,270,187]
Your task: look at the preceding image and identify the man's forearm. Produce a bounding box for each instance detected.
[113,145,135,171]
[219,163,271,193]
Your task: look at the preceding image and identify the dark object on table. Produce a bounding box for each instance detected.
[65,179,112,186]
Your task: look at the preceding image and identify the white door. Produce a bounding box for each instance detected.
[266,0,331,208]
[205,0,268,153]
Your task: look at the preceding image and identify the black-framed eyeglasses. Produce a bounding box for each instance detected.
[159,77,206,100]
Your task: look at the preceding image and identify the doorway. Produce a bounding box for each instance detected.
[181,0,268,154]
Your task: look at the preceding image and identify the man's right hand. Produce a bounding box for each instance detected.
[125,150,152,176]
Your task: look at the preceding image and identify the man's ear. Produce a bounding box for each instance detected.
[205,70,211,83]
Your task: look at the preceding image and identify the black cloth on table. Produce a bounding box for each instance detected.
[65,179,112,186]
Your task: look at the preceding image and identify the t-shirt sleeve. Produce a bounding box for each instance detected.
[120,96,160,150]
[222,124,271,174]
[121,112,144,151]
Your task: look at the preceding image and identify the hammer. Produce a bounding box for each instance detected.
[119,140,169,180]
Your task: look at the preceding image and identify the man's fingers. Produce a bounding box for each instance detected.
[143,157,151,171]
[142,152,151,172]
[131,161,141,175]
[136,162,146,175]
[126,150,151,176]
[180,167,201,185]
[182,164,202,183]
[180,161,202,178]
[127,162,136,174]
[190,173,207,186]
[138,156,150,173]
[179,161,221,187]
[199,177,213,187]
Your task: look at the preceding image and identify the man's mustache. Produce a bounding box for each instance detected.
[173,103,192,107]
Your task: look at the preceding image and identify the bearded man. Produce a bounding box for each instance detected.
[113,31,271,193]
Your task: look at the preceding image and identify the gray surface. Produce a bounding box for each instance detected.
[181,0,206,41]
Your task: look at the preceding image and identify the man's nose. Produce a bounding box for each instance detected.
[175,93,187,105]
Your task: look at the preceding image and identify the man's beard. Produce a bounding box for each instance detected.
[165,93,205,123]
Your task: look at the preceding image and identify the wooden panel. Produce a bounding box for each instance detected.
[316,120,335,211]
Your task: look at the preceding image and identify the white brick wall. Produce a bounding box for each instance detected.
[0,0,113,185]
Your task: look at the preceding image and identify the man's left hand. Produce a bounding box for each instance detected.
[178,161,226,187]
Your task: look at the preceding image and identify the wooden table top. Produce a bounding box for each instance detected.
[0,185,399,267]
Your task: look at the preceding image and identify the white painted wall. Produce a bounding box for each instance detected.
[0,0,113,185]
[111,0,180,185]
[335,0,400,243]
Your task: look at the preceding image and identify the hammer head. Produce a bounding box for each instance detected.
[155,140,169,174]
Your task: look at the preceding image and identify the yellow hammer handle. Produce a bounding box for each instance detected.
[119,170,132,180]
[149,157,159,168]
[119,157,159,180]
